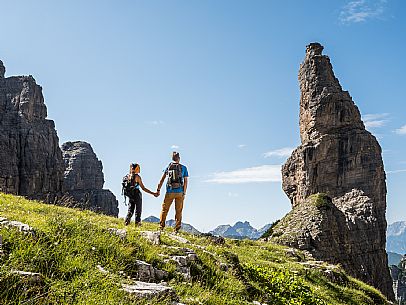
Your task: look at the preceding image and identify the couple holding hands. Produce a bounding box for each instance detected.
[124,152,189,233]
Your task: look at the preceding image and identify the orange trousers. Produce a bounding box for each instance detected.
[159,192,184,230]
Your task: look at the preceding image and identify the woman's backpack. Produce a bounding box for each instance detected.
[122,174,138,203]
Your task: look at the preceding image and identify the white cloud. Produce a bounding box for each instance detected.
[228,192,239,197]
[395,125,406,135]
[387,169,406,174]
[206,165,281,184]
[238,144,247,149]
[147,120,165,125]
[263,147,294,158]
[171,145,180,149]
[362,113,389,129]
[339,0,387,24]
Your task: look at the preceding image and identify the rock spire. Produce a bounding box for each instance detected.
[61,141,119,216]
[0,60,5,78]
[0,62,64,199]
[272,43,394,300]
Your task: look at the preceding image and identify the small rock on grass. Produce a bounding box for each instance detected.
[107,228,127,240]
[140,231,161,245]
[167,233,189,244]
[121,281,178,301]
[11,270,44,285]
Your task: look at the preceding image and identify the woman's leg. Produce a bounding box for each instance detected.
[125,199,135,225]
[134,191,142,224]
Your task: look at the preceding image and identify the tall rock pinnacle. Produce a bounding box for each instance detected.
[272,43,394,300]
[0,60,5,78]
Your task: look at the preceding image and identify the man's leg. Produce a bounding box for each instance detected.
[160,193,174,229]
[125,199,135,225]
[174,193,184,232]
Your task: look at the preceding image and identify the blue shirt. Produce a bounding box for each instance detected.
[165,163,189,193]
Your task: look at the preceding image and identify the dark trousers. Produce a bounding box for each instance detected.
[125,190,142,225]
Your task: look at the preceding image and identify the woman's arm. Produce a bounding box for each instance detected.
[157,171,166,193]
[136,176,158,196]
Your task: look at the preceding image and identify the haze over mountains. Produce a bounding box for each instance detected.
[387,221,406,255]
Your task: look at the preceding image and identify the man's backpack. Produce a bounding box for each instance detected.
[122,174,138,203]
[167,163,183,189]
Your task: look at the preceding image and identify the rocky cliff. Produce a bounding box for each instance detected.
[390,255,406,304]
[0,60,118,216]
[0,60,64,200]
[271,43,394,299]
[61,141,118,216]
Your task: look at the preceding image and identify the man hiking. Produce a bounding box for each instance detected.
[156,152,189,232]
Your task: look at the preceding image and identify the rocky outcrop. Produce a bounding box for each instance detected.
[0,60,118,215]
[272,43,393,299]
[0,60,64,200]
[390,255,406,304]
[61,141,118,216]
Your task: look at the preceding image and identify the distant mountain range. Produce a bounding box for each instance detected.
[387,221,406,255]
[143,216,272,239]
[388,252,403,266]
[209,221,272,240]
[143,216,201,235]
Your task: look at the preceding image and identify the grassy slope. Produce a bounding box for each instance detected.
[0,193,390,305]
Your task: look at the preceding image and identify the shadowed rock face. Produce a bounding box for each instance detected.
[61,141,119,216]
[274,43,394,300]
[0,61,64,199]
[0,60,118,216]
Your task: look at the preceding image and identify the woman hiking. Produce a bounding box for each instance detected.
[124,163,158,226]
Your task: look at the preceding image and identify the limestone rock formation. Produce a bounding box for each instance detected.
[0,60,64,199]
[61,141,118,216]
[0,60,118,216]
[272,43,394,299]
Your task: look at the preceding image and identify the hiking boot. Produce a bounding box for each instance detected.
[124,219,130,226]
[135,222,142,227]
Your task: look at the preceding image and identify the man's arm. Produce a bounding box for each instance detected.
[183,177,188,195]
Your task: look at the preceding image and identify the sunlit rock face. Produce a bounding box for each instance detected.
[0,60,64,199]
[274,43,394,300]
[61,141,119,216]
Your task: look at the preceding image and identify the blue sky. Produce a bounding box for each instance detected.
[1,0,405,231]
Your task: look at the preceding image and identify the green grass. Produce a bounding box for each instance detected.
[308,193,331,208]
[0,193,390,304]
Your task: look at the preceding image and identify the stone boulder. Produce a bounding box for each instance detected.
[61,141,118,216]
[0,60,64,200]
[121,281,178,301]
[273,43,393,300]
